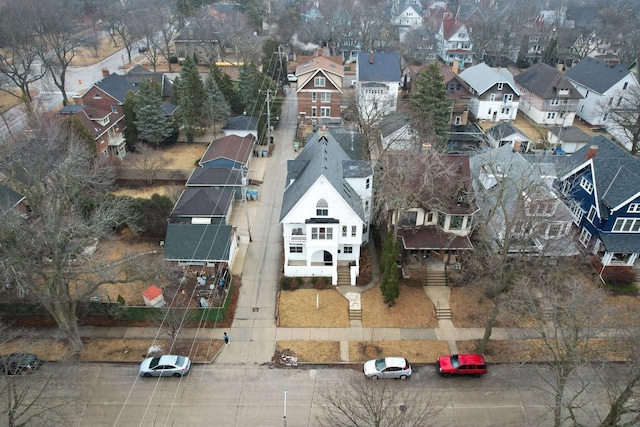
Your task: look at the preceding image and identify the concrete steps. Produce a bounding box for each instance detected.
[349,308,362,321]
[425,269,448,286]
[337,266,350,286]
[436,307,452,320]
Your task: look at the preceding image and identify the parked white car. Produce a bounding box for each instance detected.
[287,74,297,82]
[139,355,191,377]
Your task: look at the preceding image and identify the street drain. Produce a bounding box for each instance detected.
[252,307,259,312]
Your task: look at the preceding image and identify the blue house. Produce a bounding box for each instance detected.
[557,136,640,270]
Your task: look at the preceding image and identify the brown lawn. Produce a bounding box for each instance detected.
[277,341,341,363]
[361,284,438,328]
[4,337,223,364]
[349,340,450,364]
[278,289,350,327]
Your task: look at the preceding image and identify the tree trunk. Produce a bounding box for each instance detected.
[554,373,568,427]
[45,288,84,353]
[599,373,640,426]
[476,301,500,354]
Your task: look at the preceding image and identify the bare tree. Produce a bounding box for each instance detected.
[217,11,263,64]
[316,373,443,427]
[98,0,142,64]
[0,116,160,352]
[506,276,614,427]
[598,84,640,155]
[129,144,173,184]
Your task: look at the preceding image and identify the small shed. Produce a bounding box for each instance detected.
[142,285,166,307]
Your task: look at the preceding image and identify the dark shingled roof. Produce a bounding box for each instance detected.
[560,135,640,212]
[223,115,258,131]
[279,132,372,222]
[357,51,401,83]
[514,63,582,99]
[0,184,24,209]
[163,224,232,262]
[171,188,234,217]
[547,126,591,143]
[186,168,243,186]
[94,73,138,103]
[200,134,255,166]
[486,122,530,142]
[565,57,632,94]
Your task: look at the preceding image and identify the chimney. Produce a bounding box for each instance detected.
[369,51,374,64]
[101,68,109,78]
[585,144,598,161]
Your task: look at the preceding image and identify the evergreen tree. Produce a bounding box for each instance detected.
[176,56,205,142]
[262,37,287,85]
[133,79,173,147]
[380,232,400,306]
[238,62,260,115]
[410,63,451,152]
[209,64,239,113]
[542,37,558,66]
[123,90,139,150]
[59,115,97,156]
[203,70,231,135]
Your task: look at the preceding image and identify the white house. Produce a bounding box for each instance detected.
[356,51,402,119]
[393,3,423,42]
[566,56,640,149]
[459,63,521,122]
[436,16,474,68]
[279,131,373,285]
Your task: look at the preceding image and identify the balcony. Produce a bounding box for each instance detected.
[108,133,125,147]
[290,234,307,243]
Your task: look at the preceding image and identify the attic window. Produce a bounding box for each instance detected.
[94,93,102,99]
[558,88,570,96]
[111,105,118,113]
[316,199,328,216]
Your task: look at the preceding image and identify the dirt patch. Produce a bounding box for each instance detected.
[278,289,349,327]
[348,340,450,364]
[361,285,438,328]
[276,341,341,363]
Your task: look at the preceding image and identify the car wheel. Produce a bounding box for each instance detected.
[442,373,451,378]
[143,373,152,378]
[173,373,182,378]
[399,375,408,380]
[370,375,379,380]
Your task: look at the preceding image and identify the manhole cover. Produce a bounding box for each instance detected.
[252,307,259,312]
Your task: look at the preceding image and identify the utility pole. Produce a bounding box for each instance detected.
[266,89,273,145]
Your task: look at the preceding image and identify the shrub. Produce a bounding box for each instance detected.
[310,276,318,286]
[313,277,325,290]
[295,277,304,287]
[602,268,637,291]
[280,276,293,290]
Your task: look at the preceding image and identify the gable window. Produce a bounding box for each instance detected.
[579,228,592,247]
[613,218,640,233]
[316,199,328,216]
[312,92,317,102]
[93,93,102,99]
[321,92,331,102]
[311,227,333,240]
[314,77,326,87]
[497,83,503,90]
[628,203,640,213]
[580,177,593,194]
[490,93,496,101]
[455,116,461,125]
[351,226,357,237]
[111,105,118,113]
[587,206,596,222]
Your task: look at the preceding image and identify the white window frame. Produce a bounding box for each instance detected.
[497,83,503,90]
[343,246,353,254]
[570,203,584,225]
[612,218,640,233]
[587,206,596,222]
[579,228,592,247]
[320,107,330,117]
[580,177,593,194]
[289,246,303,253]
[314,77,326,87]
[351,226,357,237]
[311,106,317,117]
[628,203,640,213]
[311,92,317,102]
[311,227,333,240]
[321,92,331,102]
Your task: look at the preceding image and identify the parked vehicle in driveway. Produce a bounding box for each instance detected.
[139,355,191,377]
[0,353,42,375]
[363,357,412,379]
[287,74,297,82]
[437,354,487,377]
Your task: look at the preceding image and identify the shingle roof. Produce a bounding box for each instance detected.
[547,126,591,143]
[357,51,401,83]
[171,188,234,217]
[200,134,255,166]
[459,63,520,95]
[514,63,582,99]
[186,168,243,186]
[486,122,530,142]
[223,115,258,131]
[0,184,24,209]
[279,133,372,222]
[565,57,632,94]
[560,135,640,212]
[163,224,232,262]
[94,73,138,103]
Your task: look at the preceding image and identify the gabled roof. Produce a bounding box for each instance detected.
[486,122,530,142]
[296,55,344,91]
[547,126,591,143]
[125,65,174,99]
[327,127,366,161]
[223,115,258,131]
[357,51,401,83]
[565,57,633,94]
[186,168,243,186]
[0,184,24,209]
[514,63,582,99]
[171,188,234,217]
[93,73,138,103]
[459,63,520,96]
[200,134,255,166]
[279,133,372,222]
[560,135,640,212]
[442,18,466,40]
[163,224,232,262]
[58,104,123,140]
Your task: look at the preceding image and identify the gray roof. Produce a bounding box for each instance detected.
[459,63,520,95]
[357,51,401,83]
[379,113,410,139]
[547,126,591,143]
[279,133,372,222]
[125,65,174,98]
[0,184,24,209]
[560,135,640,212]
[94,73,138,103]
[223,115,258,131]
[327,127,366,161]
[163,224,232,262]
[599,232,640,253]
[171,188,234,217]
[186,168,243,186]
[514,63,582,99]
[565,57,632,94]
[486,122,530,141]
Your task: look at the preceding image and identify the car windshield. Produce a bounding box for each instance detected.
[375,358,387,371]
[150,357,161,367]
[451,355,460,368]
[175,356,185,366]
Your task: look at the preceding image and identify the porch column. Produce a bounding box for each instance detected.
[627,253,638,266]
